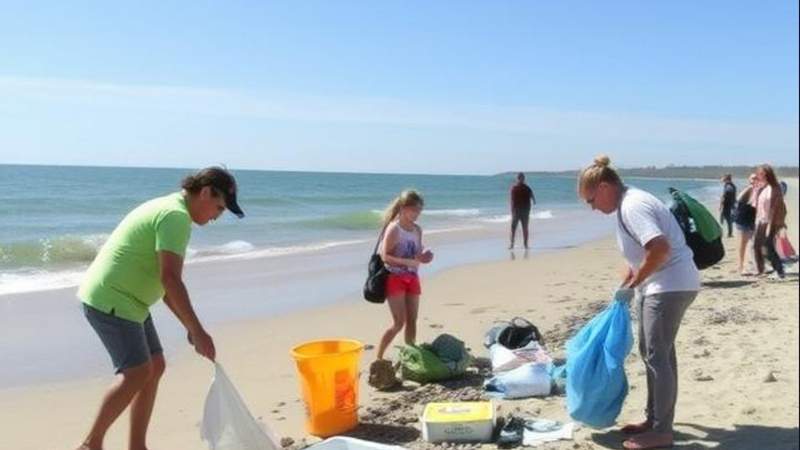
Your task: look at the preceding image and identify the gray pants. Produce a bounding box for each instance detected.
[637,290,698,433]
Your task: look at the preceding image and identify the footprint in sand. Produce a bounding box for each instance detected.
[470,307,490,314]
[692,369,714,381]
[429,323,444,329]
[444,302,464,306]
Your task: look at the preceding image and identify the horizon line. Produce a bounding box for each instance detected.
[2,162,798,178]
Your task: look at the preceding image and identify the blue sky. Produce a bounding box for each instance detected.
[1,1,797,174]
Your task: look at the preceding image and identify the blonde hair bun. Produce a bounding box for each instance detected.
[594,155,611,167]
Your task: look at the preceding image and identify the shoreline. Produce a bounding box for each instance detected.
[0,208,614,388]
[0,206,589,298]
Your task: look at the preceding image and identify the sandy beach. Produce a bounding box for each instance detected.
[0,180,797,450]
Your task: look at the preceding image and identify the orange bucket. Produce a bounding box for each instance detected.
[290,339,364,437]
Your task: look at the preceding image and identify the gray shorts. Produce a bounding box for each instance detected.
[83,303,163,373]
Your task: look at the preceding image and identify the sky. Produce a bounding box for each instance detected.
[1,1,798,175]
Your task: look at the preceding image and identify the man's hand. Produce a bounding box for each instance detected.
[188,328,216,361]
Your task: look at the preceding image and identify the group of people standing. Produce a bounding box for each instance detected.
[720,165,790,279]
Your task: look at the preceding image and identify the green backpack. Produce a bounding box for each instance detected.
[668,188,724,269]
[399,344,452,383]
[399,334,471,383]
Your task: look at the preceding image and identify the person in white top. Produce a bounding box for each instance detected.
[578,155,700,450]
[752,164,787,279]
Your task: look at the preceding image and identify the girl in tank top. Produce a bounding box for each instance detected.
[375,190,433,361]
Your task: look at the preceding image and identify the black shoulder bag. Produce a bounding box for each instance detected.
[363,225,390,303]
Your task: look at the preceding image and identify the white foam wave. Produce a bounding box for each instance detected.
[0,269,85,296]
[425,225,483,235]
[187,240,257,259]
[0,239,371,296]
[371,208,483,218]
[480,214,511,224]
[188,239,369,263]
[478,210,554,224]
[424,208,482,217]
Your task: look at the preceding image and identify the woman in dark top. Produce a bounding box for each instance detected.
[734,173,757,275]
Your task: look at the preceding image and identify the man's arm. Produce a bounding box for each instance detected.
[160,251,216,361]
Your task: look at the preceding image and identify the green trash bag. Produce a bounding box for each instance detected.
[670,188,722,242]
[668,188,725,269]
[399,334,471,383]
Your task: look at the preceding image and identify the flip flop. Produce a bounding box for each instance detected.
[620,421,652,435]
[623,433,673,449]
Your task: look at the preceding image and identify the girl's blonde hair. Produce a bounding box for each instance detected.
[577,154,623,197]
[382,190,424,227]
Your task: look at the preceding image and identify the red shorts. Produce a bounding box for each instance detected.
[385,273,421,297]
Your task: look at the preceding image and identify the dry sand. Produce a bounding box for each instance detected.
[1,180,797,450]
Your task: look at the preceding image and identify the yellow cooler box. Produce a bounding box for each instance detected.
[421,402,495,443]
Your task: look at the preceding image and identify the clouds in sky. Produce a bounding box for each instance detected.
[1,76,797,173]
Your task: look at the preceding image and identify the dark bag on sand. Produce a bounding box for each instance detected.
[484,317,544,350]
[363,225,390,303]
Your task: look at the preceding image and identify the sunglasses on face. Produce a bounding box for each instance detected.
[585,189,599,205]
[584,183,608,206]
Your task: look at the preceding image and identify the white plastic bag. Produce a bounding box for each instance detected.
[201,362,281,450]
[489,342,551,373]
[522,419,574,447]
[484,362,552,399]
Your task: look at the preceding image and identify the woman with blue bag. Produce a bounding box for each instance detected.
[578,156,700,450]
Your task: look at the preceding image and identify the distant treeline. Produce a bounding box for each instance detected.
[509,165,799,180]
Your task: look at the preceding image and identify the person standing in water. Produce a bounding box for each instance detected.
[509,172,537,249]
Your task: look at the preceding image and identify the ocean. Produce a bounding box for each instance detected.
[0,164,721,296]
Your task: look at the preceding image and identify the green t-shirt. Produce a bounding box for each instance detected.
[79,193,192,323]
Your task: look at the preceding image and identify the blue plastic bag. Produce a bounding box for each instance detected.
[566,298,633,428]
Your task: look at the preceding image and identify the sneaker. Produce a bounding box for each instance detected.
[497,415,525,448]
[767,273,786,281]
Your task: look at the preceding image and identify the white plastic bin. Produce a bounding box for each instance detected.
[307,436,406,450]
